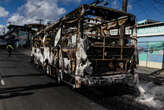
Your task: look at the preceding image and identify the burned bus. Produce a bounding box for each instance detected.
[31,29,53,70]
[31,4,138,88]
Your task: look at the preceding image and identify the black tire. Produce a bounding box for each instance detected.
[56,49,64,85]
[56,71,63,85]
[33,56,38,65]
[45,64,52,75]
[30,56,34,64]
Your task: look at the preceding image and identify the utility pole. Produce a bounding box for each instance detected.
[37,19,43,25]
[36,19,43,30]
[122,0,128,12]
[120,0,128,59]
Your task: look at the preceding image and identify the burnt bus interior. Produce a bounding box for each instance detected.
[50,5,138,76]
[33,33,51,47]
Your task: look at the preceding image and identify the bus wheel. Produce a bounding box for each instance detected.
[30,55,34,64]
[57,71,63,85]
[45,64,52,75]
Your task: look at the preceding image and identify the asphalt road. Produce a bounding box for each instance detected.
[0,49,162,110]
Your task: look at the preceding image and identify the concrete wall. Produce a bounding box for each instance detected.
[138,36,164,69]
[137,23,164,69]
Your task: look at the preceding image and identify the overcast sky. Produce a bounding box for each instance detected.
[0,0,164,33]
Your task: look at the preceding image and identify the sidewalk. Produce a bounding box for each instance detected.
[136,66,164,76]
[136,66,164,84]
[136,66,158,74]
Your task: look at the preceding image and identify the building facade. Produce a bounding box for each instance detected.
[3,24,45,48]
[137,20,164,69]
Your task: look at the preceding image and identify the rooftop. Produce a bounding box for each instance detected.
[137,19,164,28]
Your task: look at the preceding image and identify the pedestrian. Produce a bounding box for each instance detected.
[6,43,14,56]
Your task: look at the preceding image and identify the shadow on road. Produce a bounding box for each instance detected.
[0,92,33,99]
[74,85,154,110]
[136,69,164,85]
[2,73,45,78]
[0,82,57,94]
[0,82,57,99]
[149,68,164,76]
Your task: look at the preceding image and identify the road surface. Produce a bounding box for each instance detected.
[0,49,162,110]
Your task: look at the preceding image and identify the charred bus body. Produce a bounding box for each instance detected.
[31,4,138,88]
